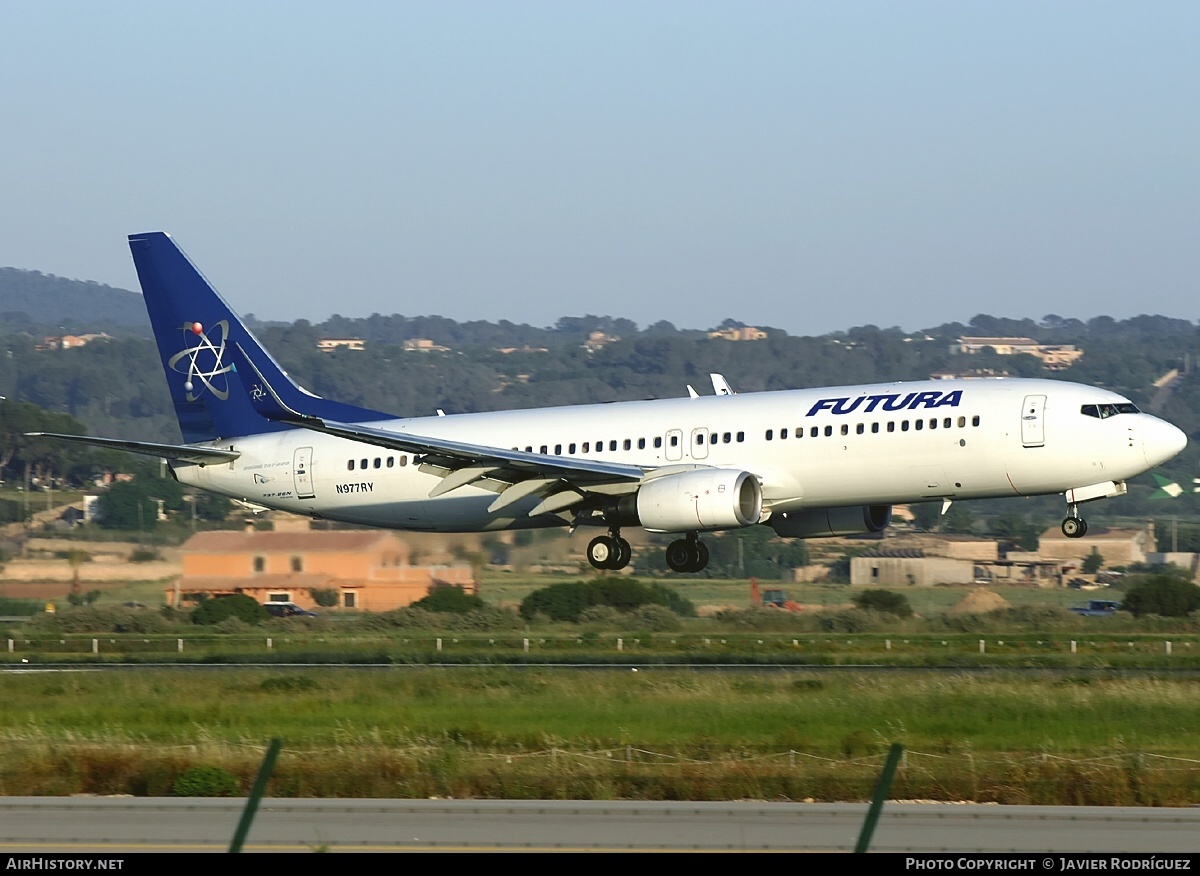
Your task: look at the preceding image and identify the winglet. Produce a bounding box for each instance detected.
[229,342,322,427]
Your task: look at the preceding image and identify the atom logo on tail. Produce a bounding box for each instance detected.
[166,320,233,402]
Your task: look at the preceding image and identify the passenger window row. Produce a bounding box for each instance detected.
[346,455,409,471]
[338,414,984,472]
[766,415,981,440]
[513,431,746,455]
[499,416,982,458]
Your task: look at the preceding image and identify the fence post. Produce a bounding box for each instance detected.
[229,738,282,854]
[855,743,904,854]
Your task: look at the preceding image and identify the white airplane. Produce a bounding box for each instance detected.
[32,232,1188,573]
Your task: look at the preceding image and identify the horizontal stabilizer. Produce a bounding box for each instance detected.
[25,433,240,465]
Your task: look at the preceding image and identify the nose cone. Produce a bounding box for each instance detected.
[1143,417,1188,468]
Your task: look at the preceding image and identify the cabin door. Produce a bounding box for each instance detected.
[1020,395,1046,448]
[293,446,316,499]
[665,429,683,462]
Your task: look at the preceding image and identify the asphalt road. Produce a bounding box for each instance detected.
[1,798,1198,853]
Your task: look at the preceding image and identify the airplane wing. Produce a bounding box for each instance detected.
[23,433,240,466]
[231,343,648,516]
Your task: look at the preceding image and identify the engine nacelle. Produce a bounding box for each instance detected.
[769,505,892,539]
[636,469,763,533]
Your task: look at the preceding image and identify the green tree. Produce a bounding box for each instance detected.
[1081,550,1104,574]
[942,505,976,534]
[97,476,183,530]
[910,503,942,532]
[1120,573,1200,618]
[990,513,1040,551]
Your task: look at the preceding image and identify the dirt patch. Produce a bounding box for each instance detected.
[0,581,128,600]
[947,588,1012,615]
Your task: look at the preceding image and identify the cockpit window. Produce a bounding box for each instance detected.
[1081,402,1140,419]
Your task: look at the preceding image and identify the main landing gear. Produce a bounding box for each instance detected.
[587,529,632,570]
[585,529,712,573]
[665,532,709,573]
[1061,503,1088,539]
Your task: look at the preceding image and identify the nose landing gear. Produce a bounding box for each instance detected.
[1061,503,1088,538]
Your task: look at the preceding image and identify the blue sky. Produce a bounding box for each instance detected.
[1,1,1196,335]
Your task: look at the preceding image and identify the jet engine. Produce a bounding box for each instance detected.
[633,468,763,533]
[769,505,892,538]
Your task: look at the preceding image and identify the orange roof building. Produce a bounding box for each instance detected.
[170,529,475,611]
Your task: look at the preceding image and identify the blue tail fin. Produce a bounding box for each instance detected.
[129,232,393,443]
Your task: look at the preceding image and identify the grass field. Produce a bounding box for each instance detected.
[2,667,1199,804]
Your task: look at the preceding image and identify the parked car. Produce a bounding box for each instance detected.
[1069,599,1121,617]
[262,602,318,618]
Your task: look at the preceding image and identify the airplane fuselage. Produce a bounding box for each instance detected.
[177,377,1178,533]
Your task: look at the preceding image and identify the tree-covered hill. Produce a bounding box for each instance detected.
[0,268,149,332]
[2,302,1199,525]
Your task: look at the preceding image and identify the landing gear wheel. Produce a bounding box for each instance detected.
[665,536,710,573]
[588,534,633,570]
[1061,517,1088,538]
[666,539,692,572]
[612,537,632,570]
[587,535,618,569]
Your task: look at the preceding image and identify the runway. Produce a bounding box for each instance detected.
[2,798,1199,853]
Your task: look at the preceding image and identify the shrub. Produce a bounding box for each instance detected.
[578,605,624,627]
[713,608,806,631]
[631,604,682,632]
[213,616,253,634]
[172,766,239,797]
[851,589,913,617]
[520,579,694,622]
[1121,574,1200,618]
[411,586,485,614]
[0,597,42,616]
[520,581,603,622]
[355,605,521,632]
[24,606,180,634]
[815,609,882,633]
[190,594,268,626]
[309,588,340,608]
